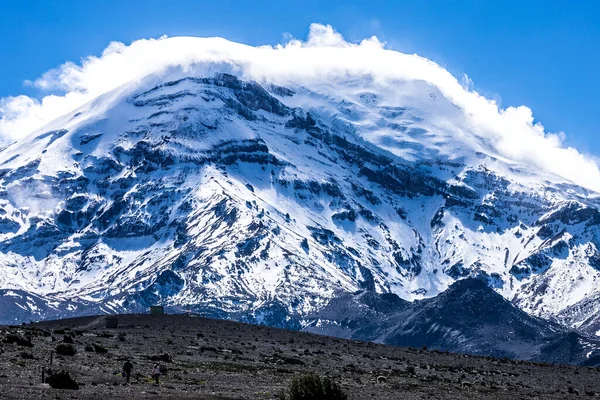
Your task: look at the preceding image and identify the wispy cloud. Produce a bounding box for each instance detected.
[1,24,599,191]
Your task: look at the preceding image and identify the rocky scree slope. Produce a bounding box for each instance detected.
[4,314,600,399]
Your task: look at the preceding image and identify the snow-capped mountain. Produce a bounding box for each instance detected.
[0,50,599,360]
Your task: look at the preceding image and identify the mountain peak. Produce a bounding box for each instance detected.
[0,71,599,364]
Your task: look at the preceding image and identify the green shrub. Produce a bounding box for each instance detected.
[279,374,347,400]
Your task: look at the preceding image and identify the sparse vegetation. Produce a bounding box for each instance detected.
[46,369,79,390]
[3,334,33,347]
[1,314,599,399]
[278,374,347,400]
[56,343,77,356]
[93,343,108,353]
[202,361,258,373]
[150,352,172,362]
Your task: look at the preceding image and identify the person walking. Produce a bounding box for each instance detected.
[122,360,134,383]
[151,363,161,385]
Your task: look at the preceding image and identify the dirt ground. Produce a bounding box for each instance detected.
[0,314,599,399]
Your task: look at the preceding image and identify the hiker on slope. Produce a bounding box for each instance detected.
[151,363,161,385]
[122,360,134,383]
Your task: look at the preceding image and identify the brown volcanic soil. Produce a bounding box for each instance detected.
[0,314,599,399]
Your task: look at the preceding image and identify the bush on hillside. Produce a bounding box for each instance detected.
[56,343,77,356]
[3,334,33,347]
[93,343,108,353]
[46,369,79,390]
[278,374,347,400]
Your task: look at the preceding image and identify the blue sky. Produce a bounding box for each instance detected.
[1,0,599,154]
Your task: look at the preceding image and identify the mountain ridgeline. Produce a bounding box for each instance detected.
[0,72,599,364]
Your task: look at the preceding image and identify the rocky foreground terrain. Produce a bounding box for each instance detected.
[0,314,599,399]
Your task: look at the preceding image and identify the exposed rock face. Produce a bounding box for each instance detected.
[306,279,600,364]
[0,72,599,359]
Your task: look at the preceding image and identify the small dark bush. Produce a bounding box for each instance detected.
[46,369,79,390]
[117,332,126,342]
[282,356,305,366]
[279,374,347,400]
[3,334,33,347]
[56,343,77,356]
[93,343,108,354]
[84,344,95,352]
[200,345,218,353]
[20,352,34,359]
[62,334,74,344]
[150,353,172,362]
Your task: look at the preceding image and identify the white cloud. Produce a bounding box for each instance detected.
[1,23,599,191]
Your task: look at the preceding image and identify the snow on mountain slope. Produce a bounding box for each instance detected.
[0,31,599,336]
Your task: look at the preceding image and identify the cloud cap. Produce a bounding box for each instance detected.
[1,23,599,191]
